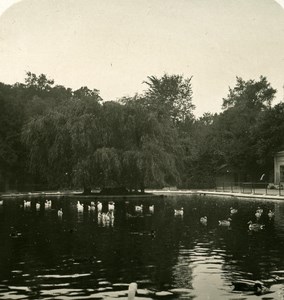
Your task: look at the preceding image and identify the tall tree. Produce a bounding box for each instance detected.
[215,76,277,180]
[143,74,195,123]
[0,83,26,191]
[252,102,284,174]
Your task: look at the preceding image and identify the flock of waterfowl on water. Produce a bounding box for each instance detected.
[198,205,276,232]
[1,198,283,297]
[0,199,276,231]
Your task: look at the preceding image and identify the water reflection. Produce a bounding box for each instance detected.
[0,195,283,299]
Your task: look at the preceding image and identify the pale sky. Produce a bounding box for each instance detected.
[0,0,284,117]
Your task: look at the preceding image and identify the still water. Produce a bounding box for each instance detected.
[0,195,284,300]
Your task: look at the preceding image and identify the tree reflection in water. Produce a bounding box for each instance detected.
[0,195,283,299]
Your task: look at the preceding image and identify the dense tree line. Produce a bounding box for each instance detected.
[0,72,283,192]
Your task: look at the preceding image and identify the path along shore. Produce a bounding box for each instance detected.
[148,189,284,201]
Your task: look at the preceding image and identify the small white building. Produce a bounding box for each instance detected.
[274,151,284,184]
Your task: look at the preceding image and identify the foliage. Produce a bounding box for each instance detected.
[222,76,276,110]
[1,71,283,192]
[143,74,195,123]
[216,76,277,180]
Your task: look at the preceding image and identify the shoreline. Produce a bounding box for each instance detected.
[1,189,284,201]
[148,189,284,201]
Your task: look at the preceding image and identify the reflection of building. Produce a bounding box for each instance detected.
[274,151,284,184]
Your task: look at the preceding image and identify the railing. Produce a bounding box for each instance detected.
[215,182,284,196]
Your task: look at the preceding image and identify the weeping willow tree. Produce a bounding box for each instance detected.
[22,73,186,193]
[22,80,103,193]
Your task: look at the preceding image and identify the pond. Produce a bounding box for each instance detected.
[0,194,283,300]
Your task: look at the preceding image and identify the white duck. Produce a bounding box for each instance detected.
[58,208,63,217]
[149,205,154,214]
[248,221,265,231]
[174,208,184,216]
[255,210,262,220]
[108,201,115,212]
[45,199,52,209]
[24,200,31,207]
[97,201,102,212]
[230,207,238,215]
[77,201,84,212]
[200,216,208,225]
[268,210,275,219]
[218,218,231,227]
[135,204,143,213]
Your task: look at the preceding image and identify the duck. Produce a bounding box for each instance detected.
[58,208,63,217]
[99,212,112,226]
[128,282,137,300]
[200,216,208,225]
[77,201,84,212]
[88,205,95,211]
[97,201,102,212]
[218,218,231,227]
[10,231,22,238]
[174,208,184,216]
[108,201,115,212]
[44,199,52,209]
[24,200,31,207]
[230,207,238,215]
[149,205,154,213]
[135,204,143,213]
[232,279,269,295]
[268,210,275,219]
[248,221,265,231]
[255,211,262,220]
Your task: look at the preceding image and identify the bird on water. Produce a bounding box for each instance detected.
[128,282,137,300]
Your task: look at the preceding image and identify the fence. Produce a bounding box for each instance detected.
[215,182,284,196]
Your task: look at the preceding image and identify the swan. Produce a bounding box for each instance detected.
[174,208,184,216]
[0,200,3,205]
[248,221,265,231]
[149,205,154,213]
[36,202,41,210]
[128,282,137,300]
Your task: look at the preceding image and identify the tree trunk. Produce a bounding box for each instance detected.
[83,186,92,195]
